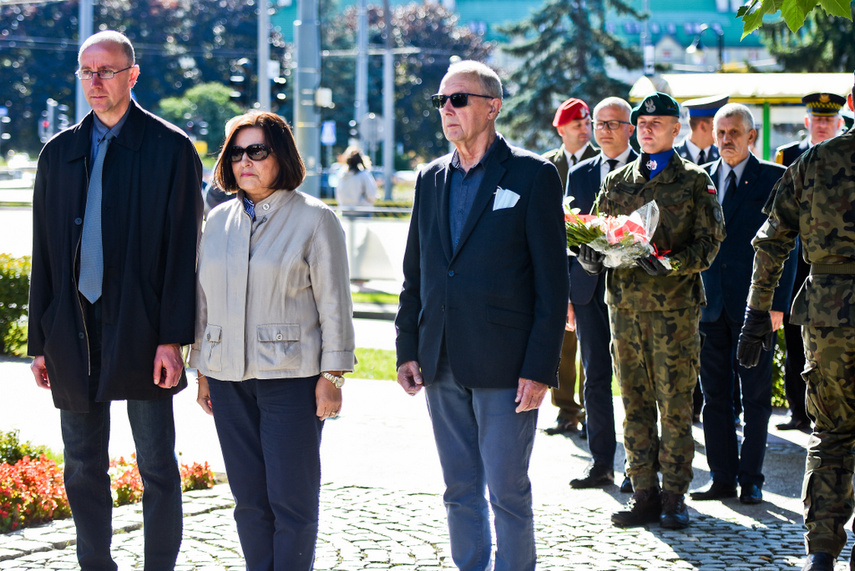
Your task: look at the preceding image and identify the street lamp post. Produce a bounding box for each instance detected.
[686,24,724,71]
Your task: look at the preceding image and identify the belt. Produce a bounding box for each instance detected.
[810,262,855,275]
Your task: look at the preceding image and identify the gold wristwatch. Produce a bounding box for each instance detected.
[322,371,345,388]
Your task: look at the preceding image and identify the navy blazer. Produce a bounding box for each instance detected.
[675,140,719,164]
[396,135,568,388]
[701,155,797,323]
[565,150,638,305]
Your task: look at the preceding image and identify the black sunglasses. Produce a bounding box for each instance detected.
[229,143,272,163]
[431,92,494,109]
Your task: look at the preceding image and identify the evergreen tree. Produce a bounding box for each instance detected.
[760,3,855,72]
[498,0,642,152]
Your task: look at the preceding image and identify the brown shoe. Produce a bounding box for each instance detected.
[660,491,690,529]
[543,418,578,435]
[611,487,661,527]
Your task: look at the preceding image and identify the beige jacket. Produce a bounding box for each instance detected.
[189,189,355,381]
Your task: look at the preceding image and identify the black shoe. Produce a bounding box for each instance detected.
[611,487,661,527]
[777,417,810,431]
[570,463,614,488]
[689,481,737,501]
[543,418,578,435]
[801,552,834,571]
[739,483,763,504]
[660,491,690,529]
[620,476,633,494]
[579,421,587,440]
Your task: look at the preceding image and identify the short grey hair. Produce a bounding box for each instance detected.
[714,103,755,133]
[593,97,632,121]
[444,60,503,100]
[79,30,135,67]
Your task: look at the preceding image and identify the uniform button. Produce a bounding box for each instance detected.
[74,217,83,225]
[78,332,85,339]
[276,333,283,340]
[448,270,454,277]
[262,203,270,211]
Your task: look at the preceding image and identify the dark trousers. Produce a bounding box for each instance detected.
[574,278,616,467]
[208,377,323,571]
[60,299,182,571]
[784,252,810,423]
[699,312,773,487]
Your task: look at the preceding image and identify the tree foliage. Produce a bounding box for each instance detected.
[737,0,854,38]
[498,0,643,152]
[0,0,289,154]
[760,3,855,72]
[320,0,493,164]
[158,83,243,155]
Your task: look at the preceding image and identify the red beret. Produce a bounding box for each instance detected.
[553,98,590,127]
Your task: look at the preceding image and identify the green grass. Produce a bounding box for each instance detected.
[351,291,399,305]
[352,347,397,380]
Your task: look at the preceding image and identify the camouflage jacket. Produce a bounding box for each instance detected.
[596,152,726,311]
[748,128,855,326]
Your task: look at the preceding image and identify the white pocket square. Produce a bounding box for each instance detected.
[493,187,520,210]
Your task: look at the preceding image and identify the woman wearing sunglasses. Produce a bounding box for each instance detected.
[190,111,355,570]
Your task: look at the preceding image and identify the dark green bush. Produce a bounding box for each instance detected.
[0,254,30,355]
[0,430,51,465]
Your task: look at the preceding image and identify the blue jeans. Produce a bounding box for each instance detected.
[60,397,182,571]
[425,354,538,571]
[208,377,323,571]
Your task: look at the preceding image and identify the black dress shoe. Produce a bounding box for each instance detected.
[570,463,614,488]
[689,481,737,501]
[543,418,578,435]
[777,417,810,431]
[801,552,834,571]
[620,476,633,494]
[739,483,763,504]
[660,491,690,529]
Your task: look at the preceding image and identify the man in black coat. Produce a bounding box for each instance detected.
[28,31,202,570]
[395,60,567,570]
[690,103,797,505]
[565,97,636,490]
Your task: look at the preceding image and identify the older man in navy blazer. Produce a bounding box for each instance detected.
[395,61,567,571]
[565,97,636,490]
[690,103,797,505]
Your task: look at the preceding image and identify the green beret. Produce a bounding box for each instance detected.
[631,92,680,125]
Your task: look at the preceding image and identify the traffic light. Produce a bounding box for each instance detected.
[39,98,58,143]
[229,58,253,107]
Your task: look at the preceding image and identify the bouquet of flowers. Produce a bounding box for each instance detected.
[565,199,672,269]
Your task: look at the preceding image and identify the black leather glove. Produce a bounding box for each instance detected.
[636,253,670,276]
[737,307,774,368]
[578,244,605,275]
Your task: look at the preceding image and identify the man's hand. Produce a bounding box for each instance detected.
[566,302,576,332]
[31,356,50,389]
[515,378,548,413]
[153,343,184,389]
[771,310,785,331]
[737,308,774,368]
[397,361,424,396]
[196,374,213,415]
[578,244,605,275]
[636,253,670,276]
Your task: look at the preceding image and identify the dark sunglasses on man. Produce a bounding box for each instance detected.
[431,92,495,110]
[229,144,272,163]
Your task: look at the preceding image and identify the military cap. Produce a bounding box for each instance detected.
[802,92,846,116]
[630,92,680,125]
[682,94,729,117]
[553,98,590,127]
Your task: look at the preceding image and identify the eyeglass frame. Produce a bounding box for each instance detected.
[431,92,495,110]
[228,143,273,163]
[592,119,632,131]
[75,66,135,81]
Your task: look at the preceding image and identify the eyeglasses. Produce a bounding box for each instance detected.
[229,143,272,163]
[75,66,134,80]
[593,120,632,131]
[431,92,494,109]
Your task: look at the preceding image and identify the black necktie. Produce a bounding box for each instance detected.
[570,154,578,166]
[722,170,737,208]
[607,159,619,172]
[696,149,706,164]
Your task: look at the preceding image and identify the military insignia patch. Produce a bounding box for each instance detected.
[707,185,716,194]
[644,99,657,113]
[646,159,657,171]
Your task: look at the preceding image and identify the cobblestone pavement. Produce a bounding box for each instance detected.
[0,482,851,570]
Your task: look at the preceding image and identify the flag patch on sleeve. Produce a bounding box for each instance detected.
[707,185,716,194]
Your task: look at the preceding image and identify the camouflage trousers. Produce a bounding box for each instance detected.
[609,306,700,494]
[801,325,855,557]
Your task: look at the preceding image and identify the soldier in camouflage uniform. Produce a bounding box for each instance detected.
[737,78,855,571]
[579,92,725,530]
